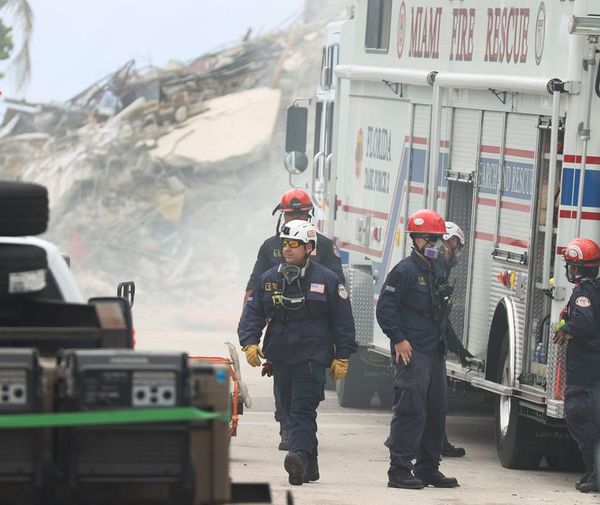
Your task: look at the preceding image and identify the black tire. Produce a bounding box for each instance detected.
[494,334,542,469]
[0,181,49,236]
[336,354,373,408]
[0,244,47,297]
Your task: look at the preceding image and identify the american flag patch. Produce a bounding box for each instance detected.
[310,283,325,293]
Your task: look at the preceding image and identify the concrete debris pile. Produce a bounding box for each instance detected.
[0,9,343,330]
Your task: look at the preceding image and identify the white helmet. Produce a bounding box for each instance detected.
[280,220,318,246]
[442,222,465,245]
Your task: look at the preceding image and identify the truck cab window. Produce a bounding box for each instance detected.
[365,0,392,52]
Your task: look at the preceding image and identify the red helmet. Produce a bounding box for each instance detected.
[563,238,600,267]
[407,209,446,235]
[272,189,313,215]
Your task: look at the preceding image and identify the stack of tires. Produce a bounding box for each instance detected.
[0,182,50,298]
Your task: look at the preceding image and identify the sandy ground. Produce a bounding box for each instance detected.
[136,326,600,505]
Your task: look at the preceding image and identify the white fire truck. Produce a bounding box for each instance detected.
[285,0,600,469]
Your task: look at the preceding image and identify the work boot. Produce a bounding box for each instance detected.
[414,469,459,488]
[441,441,466,458]
[284,451,308,486]
[387,470,425,490]
[577,466,598,493]
[278,429,290,451]
[303,454,320,483]
[575,468,594,490]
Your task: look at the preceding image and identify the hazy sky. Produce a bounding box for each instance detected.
[1,0,304,102]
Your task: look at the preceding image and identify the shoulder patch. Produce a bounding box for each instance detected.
[273,248,282,257]
[337,284,349,299]
[575,296,591,308]
[310,283,325,294]
[384,285,396,293]
[417,275,427,286]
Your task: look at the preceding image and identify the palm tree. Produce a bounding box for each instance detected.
[0,0,32,90]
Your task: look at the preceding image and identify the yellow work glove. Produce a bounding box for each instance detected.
[242,344,264,367]
[330,358,349,381]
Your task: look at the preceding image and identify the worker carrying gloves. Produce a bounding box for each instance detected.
[552,237,600,493]
[238,220,357,486]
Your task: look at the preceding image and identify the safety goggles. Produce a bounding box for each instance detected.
[282,239,304,249]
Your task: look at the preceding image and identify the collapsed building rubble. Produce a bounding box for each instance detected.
[0,8,345,330]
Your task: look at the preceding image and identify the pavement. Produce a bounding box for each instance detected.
[137,327,600,505]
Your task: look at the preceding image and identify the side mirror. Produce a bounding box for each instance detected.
[117,281,136,308]
[284,151,309,174]
[285,106,308,153]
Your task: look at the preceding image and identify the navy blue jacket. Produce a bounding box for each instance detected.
[562,278,600,386]
[376,250,449,355]
[238,261,357,365]
[245,232,344,291]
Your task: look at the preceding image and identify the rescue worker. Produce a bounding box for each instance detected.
[244,188,344,451]
[552,237,600,493]
[439,222,472,458]
[238,220,357,486]
[376,209,459,490]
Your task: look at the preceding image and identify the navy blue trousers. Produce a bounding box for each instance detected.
[273,361,326,456]
[386,348,447,475]
[564,384,600,465]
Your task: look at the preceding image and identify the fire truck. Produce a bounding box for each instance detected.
[285,0,600,470]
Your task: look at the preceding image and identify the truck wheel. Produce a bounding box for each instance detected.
[0,244,47,297]
[336,354,373,408]
[0,181,49,236]
[495,334,542,469]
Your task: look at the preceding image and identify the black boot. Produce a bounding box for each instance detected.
[577,466,598,493]
[278,429,290,451]
[441,441,466,458]
[576,468,594,490]
[303,454,320,482]
[387,470,425,490]
[414,469,459,488]
[284,451,308,486]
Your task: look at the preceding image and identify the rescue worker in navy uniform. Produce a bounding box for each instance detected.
[238,220,357,486]
[376,209,459,490]
[553,237,600,493]
[244,188,344,452]
[436,222,473,458]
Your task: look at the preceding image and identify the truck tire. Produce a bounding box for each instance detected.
[336,354,373,408]
[0,181,49,236]
[494,334,542,469]
[0,244,47,297]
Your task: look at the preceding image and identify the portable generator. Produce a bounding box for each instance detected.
[54,349,192,504]
[0,348,44,504]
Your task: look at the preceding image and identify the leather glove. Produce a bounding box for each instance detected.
[261,361,273,377]
[458,347,474,367]
[242,344,264,367]
[330,358,349,381]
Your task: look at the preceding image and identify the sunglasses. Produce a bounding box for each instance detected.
[282,239,304,249]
